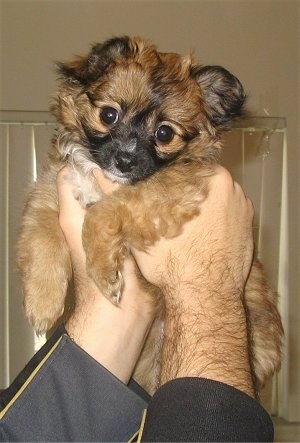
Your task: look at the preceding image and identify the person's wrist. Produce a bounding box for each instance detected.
[66,286,154,384]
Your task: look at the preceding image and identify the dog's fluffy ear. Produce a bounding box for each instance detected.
[56,36,133,85]
[193,65,246,128]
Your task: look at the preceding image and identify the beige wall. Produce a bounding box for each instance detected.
[0,0,299,421]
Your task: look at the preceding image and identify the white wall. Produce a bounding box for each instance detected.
[0,0,299,421]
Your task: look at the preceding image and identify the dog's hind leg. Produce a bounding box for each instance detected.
[244,260,283,391]
[17,204,72,334]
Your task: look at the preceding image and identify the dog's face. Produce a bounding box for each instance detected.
[52,36,245,184]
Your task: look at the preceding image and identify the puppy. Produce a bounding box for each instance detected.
[17,36,283,394]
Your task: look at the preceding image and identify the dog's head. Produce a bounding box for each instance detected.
[52,36,245,184]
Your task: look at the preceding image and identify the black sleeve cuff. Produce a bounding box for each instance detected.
[142,377,274,442]
[0,326,149,442]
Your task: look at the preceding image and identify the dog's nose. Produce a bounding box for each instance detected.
[115,152,137,173]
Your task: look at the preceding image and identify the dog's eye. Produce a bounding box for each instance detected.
[155,125,174,143]
[100,107,119,125]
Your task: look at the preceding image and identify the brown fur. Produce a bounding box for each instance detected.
[17,36,283,394]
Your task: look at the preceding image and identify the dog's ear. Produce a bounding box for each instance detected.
[193,65,246,128]
[56,36,133,85]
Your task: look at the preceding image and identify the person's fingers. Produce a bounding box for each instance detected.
[57,167,87,264]
[57,166,86,227]
[93,168,120,195]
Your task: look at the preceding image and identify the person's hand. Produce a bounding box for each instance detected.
[132,166,254,297]
[57,167,154,384]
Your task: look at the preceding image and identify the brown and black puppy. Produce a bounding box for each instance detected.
[17,36,283,394]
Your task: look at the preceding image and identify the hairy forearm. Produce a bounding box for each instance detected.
[160,263,255,398]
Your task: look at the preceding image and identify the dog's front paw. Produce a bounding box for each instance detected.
[108,270,124,303]
[88,263,124,304]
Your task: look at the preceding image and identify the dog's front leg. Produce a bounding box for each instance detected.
[82,196,129,302]
[82,175,204,302]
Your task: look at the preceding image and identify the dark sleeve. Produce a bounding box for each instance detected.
[0,326,150,442]
[141,377,274,442]
[0,326,274,442]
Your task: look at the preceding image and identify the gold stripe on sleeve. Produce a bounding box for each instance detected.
[0,336,62,419]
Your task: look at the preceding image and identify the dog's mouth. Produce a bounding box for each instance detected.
[102,168,133,185]
[100,160,158,185]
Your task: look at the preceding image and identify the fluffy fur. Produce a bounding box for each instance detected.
[17,36,283,394]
